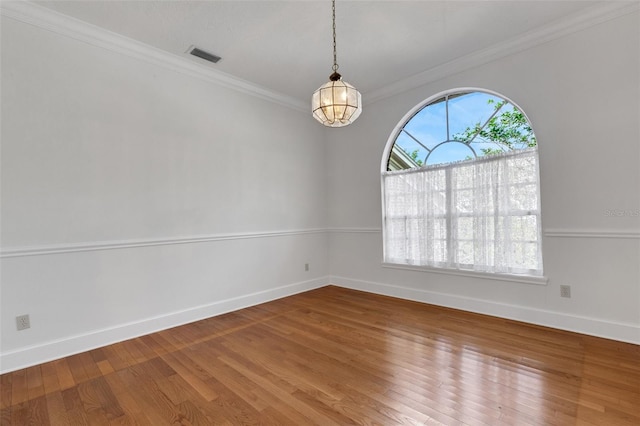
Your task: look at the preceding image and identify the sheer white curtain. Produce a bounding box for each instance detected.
[382,148,543,276]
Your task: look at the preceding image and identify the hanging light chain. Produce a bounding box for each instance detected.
[311,0,362,127]
[332,0,338,73]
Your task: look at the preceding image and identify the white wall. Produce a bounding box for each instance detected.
[327,11,640,343]
[2,5,638,374]
[0,14,329,372]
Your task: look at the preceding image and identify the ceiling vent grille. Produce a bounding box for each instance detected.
[189,47,221,64]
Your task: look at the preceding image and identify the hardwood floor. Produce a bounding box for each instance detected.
[2,286,639,425]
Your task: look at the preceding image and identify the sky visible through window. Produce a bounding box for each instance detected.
[394,91,529,167]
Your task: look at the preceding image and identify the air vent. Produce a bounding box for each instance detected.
[189,47,221,64]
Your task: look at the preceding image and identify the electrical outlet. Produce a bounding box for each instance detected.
[16,314,31,331]
[305,263,310,272]
[560,285,571,298]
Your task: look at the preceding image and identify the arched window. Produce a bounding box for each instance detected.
[381,89,543,277]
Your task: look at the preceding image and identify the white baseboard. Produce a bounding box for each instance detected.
[331,276,640,345]
[4,274,637,373]
[0,276,329,374]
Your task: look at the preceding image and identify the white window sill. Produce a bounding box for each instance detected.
[381,262,549,286]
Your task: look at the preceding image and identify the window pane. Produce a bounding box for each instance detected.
[509,155,536,182]
[457,217,473,240]
[433,218,447,240]
[383,90,543,276]
[404,97,447,149]
[433,239,447,263]
[426,142,476,166]
[453,188,473,213]
[510,215,539,241]
[457,241,474,265]
[392,132,428,167]
[510,183,538,211]
[449,92,502,140]
[511,242,539,270]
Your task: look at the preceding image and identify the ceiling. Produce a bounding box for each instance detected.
[33,0,610,104]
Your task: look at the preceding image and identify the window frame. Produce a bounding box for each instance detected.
[380,88,547,284]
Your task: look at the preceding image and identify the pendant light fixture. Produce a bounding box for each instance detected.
[312,0,362,127]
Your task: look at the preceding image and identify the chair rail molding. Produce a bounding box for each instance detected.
[544,228,640,239]
[0,229,327,258]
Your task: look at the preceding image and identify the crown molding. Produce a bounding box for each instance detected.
[2,1,637,113]
[0,1,308,112]
[365,1,640,105]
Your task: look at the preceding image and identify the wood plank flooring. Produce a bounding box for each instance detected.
[2,286,639,425]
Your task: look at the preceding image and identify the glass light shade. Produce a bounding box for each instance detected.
[312,78,362,127]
